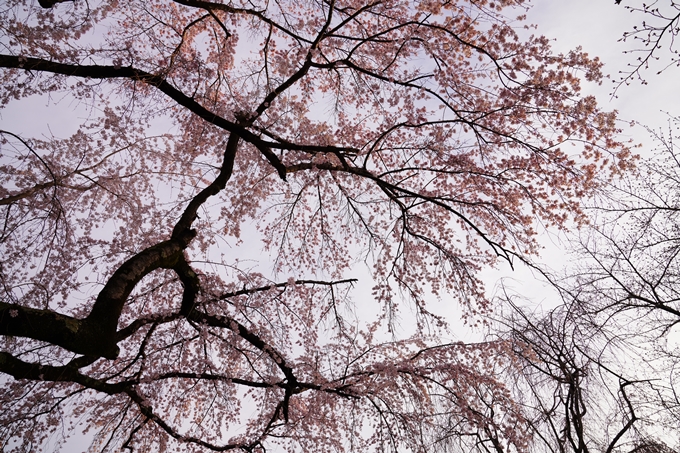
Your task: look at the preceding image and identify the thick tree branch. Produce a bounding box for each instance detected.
[0,123,245,359]
[37,0,74,8]
[85,237,190,354]
[0,55,358,159]
[0,302,116,359]
[172,133,239,239]
[0,351,128,394]
[176,255,201,316]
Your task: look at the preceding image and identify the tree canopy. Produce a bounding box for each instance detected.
[0,0,632,452]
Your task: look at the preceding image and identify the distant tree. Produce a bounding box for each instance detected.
[500,117,680,453]
[615,1,680,85]
[567,117,680,345]
[557,117,680,438]
[0,0,630,451]
[496,297,679,453]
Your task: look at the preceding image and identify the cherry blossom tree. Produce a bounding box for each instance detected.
[0,0,631,451]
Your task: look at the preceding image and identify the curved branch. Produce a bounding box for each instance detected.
[0,351,128,394]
